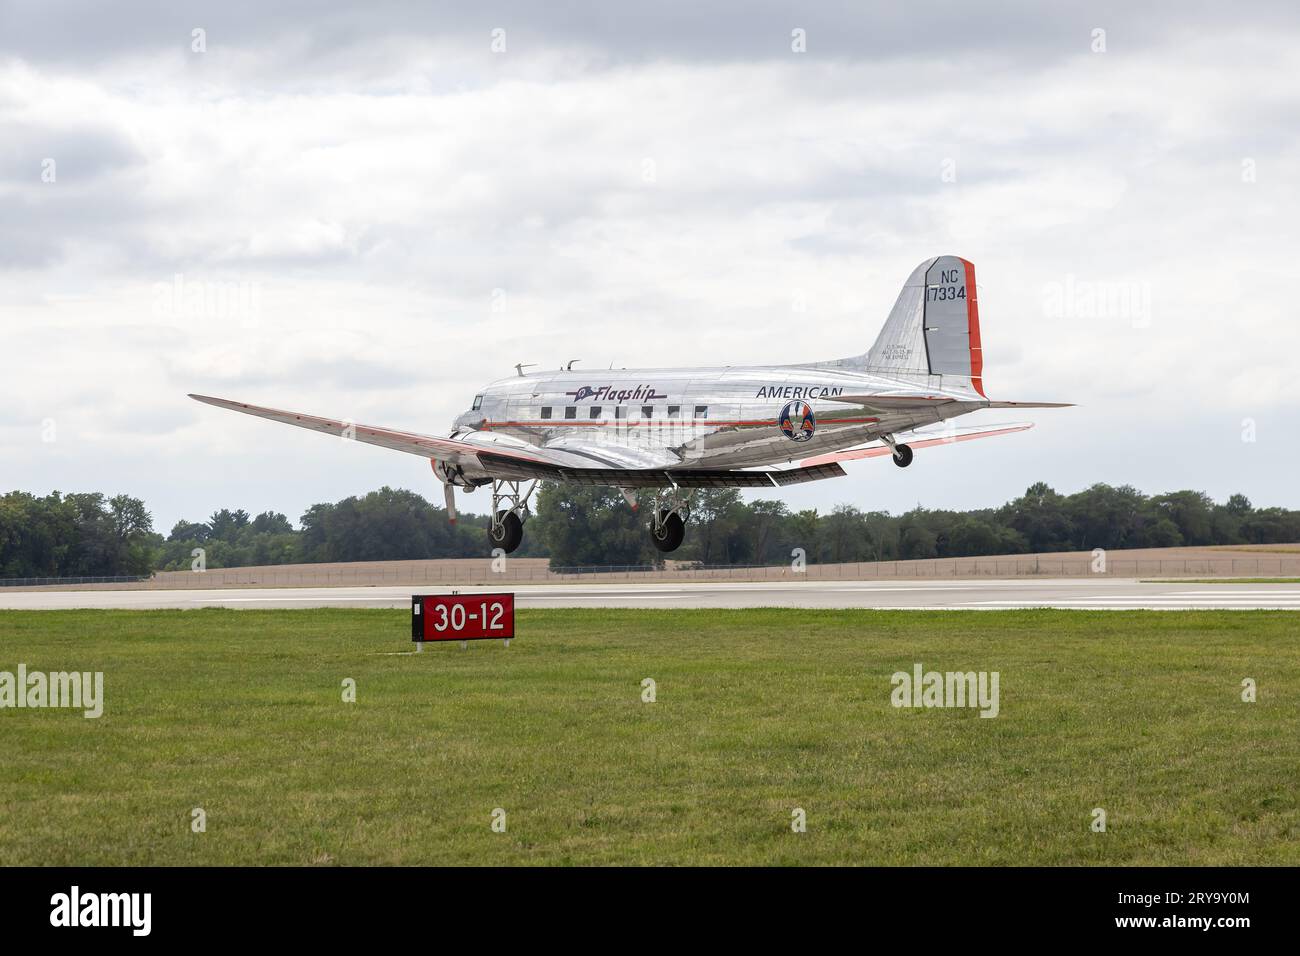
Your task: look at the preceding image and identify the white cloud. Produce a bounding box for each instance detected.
[1,11,1297,528]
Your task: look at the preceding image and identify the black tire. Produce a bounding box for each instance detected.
[892,443,913,468]
[651,511,685,553]
[488,510,524,554]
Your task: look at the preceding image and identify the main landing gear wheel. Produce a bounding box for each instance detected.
[488,510,524,553]
[892,443,914,468]
[485,478,536,555]
[651,511,685,553]
[648,486,692,553]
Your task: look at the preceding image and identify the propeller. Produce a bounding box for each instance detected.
[443,481,457,524]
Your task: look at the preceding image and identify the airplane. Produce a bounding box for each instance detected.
[190,255,1069,555]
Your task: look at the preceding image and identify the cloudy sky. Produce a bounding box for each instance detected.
[2,1,1298,532]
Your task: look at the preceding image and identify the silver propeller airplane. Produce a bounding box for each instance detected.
[192,255,1069,554]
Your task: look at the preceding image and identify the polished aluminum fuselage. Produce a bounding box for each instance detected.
[453,360,985,473]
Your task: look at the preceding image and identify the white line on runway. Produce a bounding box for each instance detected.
[968,603,1300,609]
[1168,591,1300,596]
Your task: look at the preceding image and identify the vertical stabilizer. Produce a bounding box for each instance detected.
[864,255,984,397]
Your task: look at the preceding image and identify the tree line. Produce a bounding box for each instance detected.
[0,492,157,578]
[531,482,1300,567]
[2,482,1298,578]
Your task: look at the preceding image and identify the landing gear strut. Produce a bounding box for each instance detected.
[649,485,691,553]
[881,433,913,468]
[487,479,536,554]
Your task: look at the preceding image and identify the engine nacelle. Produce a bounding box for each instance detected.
[433,460,485,489]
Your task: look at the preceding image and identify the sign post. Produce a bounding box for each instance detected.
[412,593,515,648]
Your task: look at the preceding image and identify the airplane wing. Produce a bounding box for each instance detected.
[477,452,846,488]
[502,420,1039,485]
[189,394,847,488]
[798,422,1034,467]
[189,394,584,470]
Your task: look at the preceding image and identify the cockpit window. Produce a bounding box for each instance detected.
[471,394,483,411]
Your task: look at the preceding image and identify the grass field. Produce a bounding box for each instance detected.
[1,608,1297,866]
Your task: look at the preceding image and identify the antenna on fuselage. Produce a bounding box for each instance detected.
[514,363,537,377]
[566,359,580,370]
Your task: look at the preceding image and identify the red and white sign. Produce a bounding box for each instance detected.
[412,594,515,642]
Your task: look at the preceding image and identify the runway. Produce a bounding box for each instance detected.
[4,578,1300,610]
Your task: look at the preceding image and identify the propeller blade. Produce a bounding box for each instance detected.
[443,482,457,524]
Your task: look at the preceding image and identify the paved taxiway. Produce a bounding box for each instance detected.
[4,578,1300,610]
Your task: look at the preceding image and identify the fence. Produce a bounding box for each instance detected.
[0,575,148,588]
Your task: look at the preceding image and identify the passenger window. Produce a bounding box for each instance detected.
[614,406,627,419]
[540,407,552,420]
[589,407,602,419]
[472,394,483,410]
[641,405,653,419]
[667,405,680,418]
[564,407,576,419]
[694,405,708,418]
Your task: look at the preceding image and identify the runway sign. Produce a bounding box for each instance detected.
[411,593,515,642]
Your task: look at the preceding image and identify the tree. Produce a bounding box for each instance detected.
[250,511,294,535]
[746,499,791,565]
[1225,493,1252,516]
[1149,491,1215,546]
[948,517,1000,557]
[531,483,658,567]
[1004,482,1073,552]
[207,509,250,541]
[1065,483,1145,550]
[820,505,875,563]
[1132,516,1183,548]
[684,489,746,564]
[898,511,938,560]
[0,491,156,577]
[169,520,210,543]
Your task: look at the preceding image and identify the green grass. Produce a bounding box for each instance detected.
[1,608,1296,866]
[1142,578,1300,584]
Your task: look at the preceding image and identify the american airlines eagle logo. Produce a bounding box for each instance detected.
[778,400,816,442]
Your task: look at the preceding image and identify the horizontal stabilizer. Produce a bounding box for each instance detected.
[799,423,1033,467]
[981,401,1074,408]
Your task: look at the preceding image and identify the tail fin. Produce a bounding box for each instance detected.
[864,255,985,397]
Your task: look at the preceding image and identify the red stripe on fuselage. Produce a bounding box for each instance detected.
[481,418,880,429]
